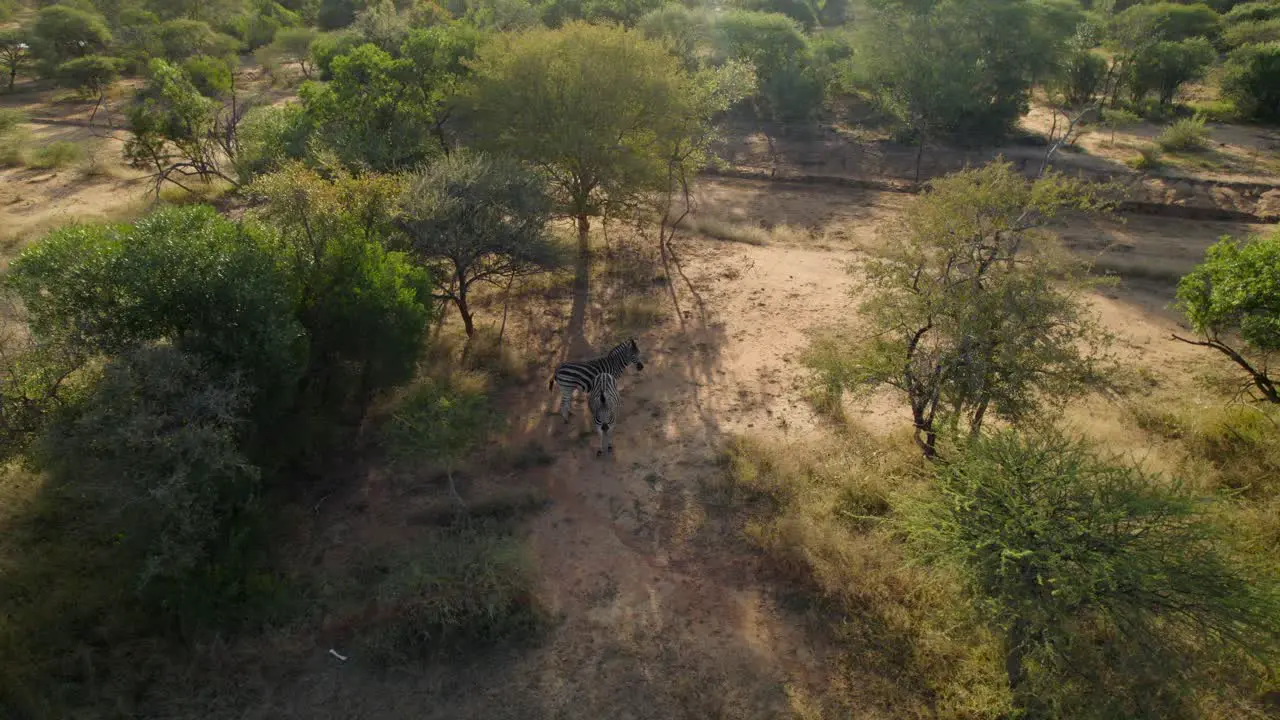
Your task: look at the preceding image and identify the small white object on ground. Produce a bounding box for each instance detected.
[328,648,348,661]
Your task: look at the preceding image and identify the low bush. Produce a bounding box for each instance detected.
[28,140,83,168]
[1134,401,1280,499]
[1156,116,1210,151]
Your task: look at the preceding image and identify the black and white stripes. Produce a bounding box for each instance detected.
[588,372,619,456]
[548,338,644,423]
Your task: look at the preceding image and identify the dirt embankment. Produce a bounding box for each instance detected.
[713,122,1280,224]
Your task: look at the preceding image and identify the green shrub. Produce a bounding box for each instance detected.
[735,0,817,30]
[37,345,262,630]
[1221,41,1280,121]
[0,107,23,136]
[1110,2,1224,44]
[29,4,113,74]
[1156,115,1210,151]
[156,18,239,63]
[1054,47,1109,106]
[310,30,363,81]
[28,141,84,168]
[233,103,311,181]
[715,10,824,120]
[1186,98,1239,122]
[0,108,25,166]
[181,55,234,98]
[899,430,1280,718]
[1176,231,1280,403]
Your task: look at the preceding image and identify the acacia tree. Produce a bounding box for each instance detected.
[810,160,1112,458]
[901,430,1280,716]
[398,151,558,338]
[1175,231,1280,403]
[29,5,112,75]
[0,29,30,92]
[466,22,722,290]
[124,59,243,193]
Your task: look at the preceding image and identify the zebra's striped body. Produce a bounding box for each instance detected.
[588,372,619,456]
[549,338,644,423]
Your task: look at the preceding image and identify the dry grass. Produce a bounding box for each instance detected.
[673,213,812,246]
[712,426,1015,718]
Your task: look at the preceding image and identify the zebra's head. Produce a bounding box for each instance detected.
[627,337,644,371]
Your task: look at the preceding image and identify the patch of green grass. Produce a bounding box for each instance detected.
[1186,99,1239,123]
[27,141,85,169]
[357,519,547,664]
[1156,117,1210,153]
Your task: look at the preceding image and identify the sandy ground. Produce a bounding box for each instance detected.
[183,177,1261,720]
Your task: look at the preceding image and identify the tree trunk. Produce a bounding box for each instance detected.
[455,291,475,338]
[566,214,592,355]
[1005,619,1029,698]
[6,67,14,92]
[576,214,590,263]
[911,404,938,459]
[914,135,926,184]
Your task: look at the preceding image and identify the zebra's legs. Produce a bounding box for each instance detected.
[560,387,573,423]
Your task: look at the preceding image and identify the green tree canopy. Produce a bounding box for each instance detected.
[1220,41,1280,121]
[858,0,1059,143]
[466,22,747,265]
[30,4,113,74]
[54,54,122,98]
[1176,230,1280,403]
[156,19,240,63]
[900,430,1280,717]
[809,161,1111,457]
[1127,37,1216,105]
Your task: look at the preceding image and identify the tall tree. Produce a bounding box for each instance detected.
[466,22,742,306]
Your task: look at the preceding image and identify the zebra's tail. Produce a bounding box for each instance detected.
[548,374,556,391]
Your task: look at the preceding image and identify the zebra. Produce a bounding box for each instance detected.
[548,338,644,423]
[588,371,619,456]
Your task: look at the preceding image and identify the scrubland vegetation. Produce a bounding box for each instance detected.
[0,0,1278,717]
